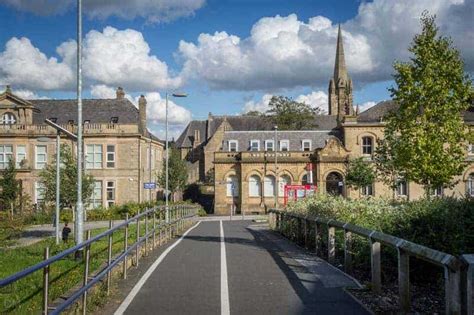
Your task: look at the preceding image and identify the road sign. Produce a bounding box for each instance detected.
[144,182,156,189]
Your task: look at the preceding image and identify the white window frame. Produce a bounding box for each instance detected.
[1,113,16,124]
[265,140,274,152]
[396,180,408,197]
[106,181,116,207]
[250,140,260,151]
[106,145,115,168]
[0,145,13,169]
[249,175,261,197]
[35,145,47,170]
[362,136,374,155]
[431,186,444,197]
[226,175,239,197]
[16,145,26,168]
[35,181,46,204]
[279,140,289,151]
[228,140,238,152]
[264,175,276,197]
[302,139,312,151]
[86,144,103,169]
[467,174,474,197]
[468,143,474,155]
[89,180,103,209]
[361,184,374,196]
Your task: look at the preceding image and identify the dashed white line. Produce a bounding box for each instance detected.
[114,221,202,315]
[220,220,230,315]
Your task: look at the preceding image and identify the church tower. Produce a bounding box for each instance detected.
[328,25,354,118]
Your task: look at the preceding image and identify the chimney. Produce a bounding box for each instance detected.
[206,112,213,141]
[194,129,201,147]
[116,87,125,99]
[138,95,147,135]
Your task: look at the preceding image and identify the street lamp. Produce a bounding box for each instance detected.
[274,125,278,208]
[76,0,84,247]
[165,92,187,223]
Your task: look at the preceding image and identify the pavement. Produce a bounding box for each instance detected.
[104,219,369,315]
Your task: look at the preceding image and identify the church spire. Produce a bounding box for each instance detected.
[333,24,348,84]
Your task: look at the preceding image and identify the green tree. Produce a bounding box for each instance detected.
[0,159,20,213]
[345,158,375,197]
[378,13,473,196]
[158,148,188,199]
[244,110,265,117]
[266,96,321,130]
[39,144,95,209]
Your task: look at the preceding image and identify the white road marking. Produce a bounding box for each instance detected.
[114,221,202,315]
[220,220,230,315]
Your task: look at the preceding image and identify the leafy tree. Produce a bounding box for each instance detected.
[345,158,376,197]
[266,96,322,130]
[158,147,188,198]
[39,144,95,209]
[378,13,473,196]
[244,110,265,117]
[374,139,406,198]
[0,159,20,212]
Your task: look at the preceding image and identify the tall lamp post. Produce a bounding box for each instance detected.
[274,125,278,208]
[165,92,187,223]
[76,0,84,246]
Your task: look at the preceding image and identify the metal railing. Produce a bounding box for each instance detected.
[269,209,473,315]
[0,204,199,314]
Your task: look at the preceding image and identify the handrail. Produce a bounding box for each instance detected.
[268,208,470,314]
[0,204,199,314]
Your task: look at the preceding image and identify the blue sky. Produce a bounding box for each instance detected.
[0,0,472,138]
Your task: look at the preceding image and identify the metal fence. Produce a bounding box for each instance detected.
[268,209,473,315]
[0,204,199,314]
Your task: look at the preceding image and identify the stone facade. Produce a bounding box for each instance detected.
[0,87,164,209]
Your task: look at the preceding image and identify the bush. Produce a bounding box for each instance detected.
[197,207,207,217]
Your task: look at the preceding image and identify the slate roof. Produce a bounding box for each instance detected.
[221,130,339,152]
[30,99,140,125]
[175,120,207,148]
[357,100,474,123]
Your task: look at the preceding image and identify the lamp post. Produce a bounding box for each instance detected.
[274,125,278,208]
[165,92,187,223]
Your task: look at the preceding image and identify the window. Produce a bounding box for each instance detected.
[396,179,408,197]
[265,140,274,151]
[16,145,26,168]
[110,117,118,124]
[89,181,102,209]
[35,182,45,205]
[0,145,13,169]
[302,140,311,151]
[431,186,443,197]
[264,175,276,197]
[249,175,261,197]
[106,145,115,168]
[250,140,260,151]
[228,140,238,152]
[35,145,47,169]
[49,117,57,123]
[361,184,374,196]
[362,136,373,155]
[301,174,309,185]
[106,181,115,207]
[467,173,474,197]
[278,175,291,196]
[86,144,103,169]
[226,175,239,197]
[1,113,16,124]
[279,140,289,151]
[468,143,474,155]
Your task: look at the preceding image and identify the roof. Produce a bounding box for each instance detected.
[175,120,207,148]
[221,130,340,151]
[357,100,474,123]
[30,98,140,125]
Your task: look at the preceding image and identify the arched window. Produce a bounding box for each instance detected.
[278,175,291,196]
[1,113,16,125]
[467,173,474,197]
[301,174,308,185]
[362,136,373,155]
[226,175,239,197]
[249,175,261,197]
[264,175,276,197]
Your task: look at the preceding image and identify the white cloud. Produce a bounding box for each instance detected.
[359,101,377,113]
[138,92,192,126]
[3,0,206,23]
[13,89,49,100]
[243,94,273,113]
[243,91,328,114]
[179,0,473,90]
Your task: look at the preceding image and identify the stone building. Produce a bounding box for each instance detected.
[0,86,163,209]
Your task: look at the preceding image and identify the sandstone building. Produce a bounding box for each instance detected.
[177,26,474,215]
[0,86,163,209]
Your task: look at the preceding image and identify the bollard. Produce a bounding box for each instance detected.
[328,225,335,264]
[123,214,129,280]
[136,210,140,266]
[344,229,352,274]
[82,230,91,315]
[314,222,321,256]
[397,248,410,313]
[106,220,114,295]
[153,211,156,249]
[42,247,50,315]
[370,238,382,294]
[145,211,149,257]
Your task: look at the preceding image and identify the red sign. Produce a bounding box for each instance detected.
[283,184,317,205]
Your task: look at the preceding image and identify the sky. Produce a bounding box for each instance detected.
[0,0,473,139]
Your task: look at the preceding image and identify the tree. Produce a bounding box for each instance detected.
[0,159,20,213]
[266,96,322,130]
[345,158,375,197]
[378,13,473,196]
[158,147,188,199]
[244,110,265,117]
[39,144,95,209]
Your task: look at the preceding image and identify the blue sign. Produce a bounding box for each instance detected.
[144,182,156,189]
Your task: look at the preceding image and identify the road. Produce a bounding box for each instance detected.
[113,219,369,315]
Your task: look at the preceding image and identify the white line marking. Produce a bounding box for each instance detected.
[114,221,202,315]
[220,220,230,315]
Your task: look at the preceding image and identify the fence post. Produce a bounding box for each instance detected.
[123,214,129,279]
[370,236,382,294]
[444,265,461,315]
[106,220,113,295]
[159,210,164,246]
[82,230,91,315]
[304,219,308,249]
[42,247,49,315]
[328,225,335,264]
[297,218,303,245]
[145,210,149,257]
[153,211,156,249]
[397,247,410,313]
[314,222,320,256]
[136,210,140,266]
[461,255,474,315]
[344,227,352,274]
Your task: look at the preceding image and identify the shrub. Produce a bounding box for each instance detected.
[197,207,207,217]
